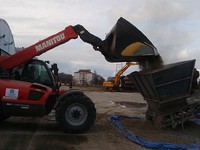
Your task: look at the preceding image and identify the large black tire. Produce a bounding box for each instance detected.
[55,94,96,133]
[0,115,9,122]
[0,103,9,122]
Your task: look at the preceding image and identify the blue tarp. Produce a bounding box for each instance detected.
[192,120,200,125]
[109,115,200,150]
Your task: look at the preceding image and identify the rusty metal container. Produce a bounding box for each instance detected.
[128,59,196,128]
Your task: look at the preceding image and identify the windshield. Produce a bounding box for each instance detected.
[12,60,55,88]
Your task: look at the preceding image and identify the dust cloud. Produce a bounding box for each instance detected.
[137,55,164,72]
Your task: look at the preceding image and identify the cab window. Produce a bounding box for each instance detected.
[12,60,55,88]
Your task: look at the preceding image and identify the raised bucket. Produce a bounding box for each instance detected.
[100,17,159,62]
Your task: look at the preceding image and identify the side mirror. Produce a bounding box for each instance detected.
[51,63,59,75]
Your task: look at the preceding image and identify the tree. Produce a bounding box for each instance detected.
[93,71,105,85]
[58,72,73,85]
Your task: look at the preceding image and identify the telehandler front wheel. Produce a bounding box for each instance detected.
[0,103,9,122]
[55,94,96,133]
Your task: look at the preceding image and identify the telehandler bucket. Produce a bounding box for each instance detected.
[100,17,159,62]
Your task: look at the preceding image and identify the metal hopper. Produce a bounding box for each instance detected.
[128,59,196,128]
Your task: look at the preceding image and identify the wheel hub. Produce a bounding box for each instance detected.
[65,103,88,126]
[72,108,81,119]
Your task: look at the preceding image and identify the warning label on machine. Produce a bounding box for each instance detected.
[4,88,19,99]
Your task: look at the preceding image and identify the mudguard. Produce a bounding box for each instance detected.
[55,90,84,108]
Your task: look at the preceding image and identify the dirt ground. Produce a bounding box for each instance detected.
[0,87,199,150]
[85,90,200,149]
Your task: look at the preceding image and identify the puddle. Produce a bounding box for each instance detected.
[115,101,147,108]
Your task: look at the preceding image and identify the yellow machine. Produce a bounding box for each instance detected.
[103,62,137,90]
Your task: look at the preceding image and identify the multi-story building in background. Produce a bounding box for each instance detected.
[73,69,94,86]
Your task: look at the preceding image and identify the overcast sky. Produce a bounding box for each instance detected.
[1,0,200,79]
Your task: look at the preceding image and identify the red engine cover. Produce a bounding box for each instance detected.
[0,79,52,105]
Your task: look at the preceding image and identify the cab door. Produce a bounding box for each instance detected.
[20,59,57,90]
